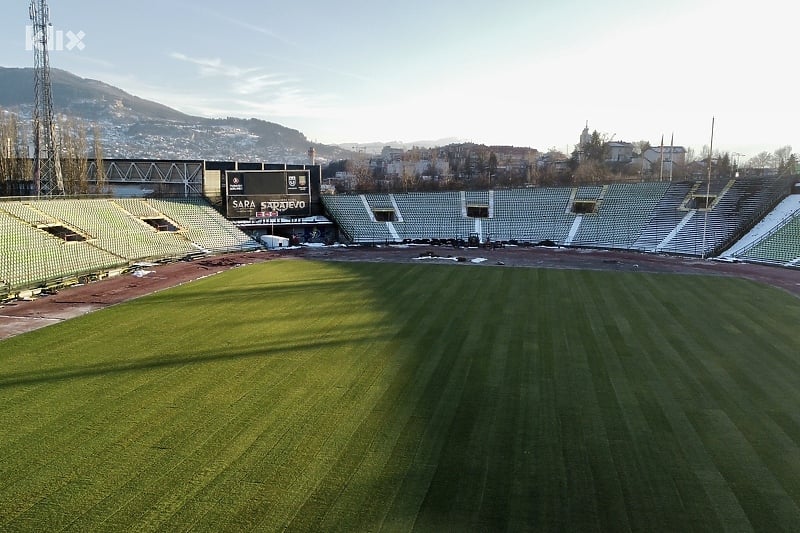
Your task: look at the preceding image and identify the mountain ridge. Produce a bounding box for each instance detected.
[336,137,468,154]
[0,67,532,162]
[0,66,351,162]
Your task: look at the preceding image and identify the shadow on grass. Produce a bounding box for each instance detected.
[128,275,373,307]
[0,332,391,391]
[6,259,791,531]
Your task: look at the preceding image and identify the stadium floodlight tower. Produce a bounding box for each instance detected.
[29,0,64,197]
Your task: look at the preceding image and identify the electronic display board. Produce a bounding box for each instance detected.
[225,170,311,218]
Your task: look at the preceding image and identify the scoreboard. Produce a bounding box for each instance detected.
[225,170,311,219]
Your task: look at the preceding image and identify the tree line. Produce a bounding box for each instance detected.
[325,134,798,194]
[570,130,796,184]
[0,108,107,196]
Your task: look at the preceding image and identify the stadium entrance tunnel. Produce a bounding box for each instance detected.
[40,224,87,242]
[142,217,179,232]
[372,209,396,222]
[572,200,598,214]
[692,194,717,210]
[467,204,489,218]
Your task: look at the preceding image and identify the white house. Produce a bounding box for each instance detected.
[642,146,687,174]
[606,142,634,163]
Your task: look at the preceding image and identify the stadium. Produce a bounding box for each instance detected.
[2,161,800,531]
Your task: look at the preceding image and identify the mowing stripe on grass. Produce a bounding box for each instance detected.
[2,260,800,531]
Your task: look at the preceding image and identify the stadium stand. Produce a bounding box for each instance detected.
[633,182,693,252]
[464,190,490,207]
[571,182,670,249]
[739,214,800,266]
[650,177,787,256]
[574,185,604,199]
[392,191,469,241]
[322,177,791,257]
[0,197,258,299]
[30,199,196,261]
[0,201,58,225]
[362,194,395,211]
[0,208,121,293]
[320,194,394,243]
[719,193,800,266]
[146,198,260,253]
[3,173,795,299]
[485,188,574,244]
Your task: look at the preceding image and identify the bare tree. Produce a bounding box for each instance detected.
[774,145,792,170]
[0,110,33,186]
[632,140,651,158]
[92,125,107,194]
[346,157,373,192]
[573,160,605,185]
[748,151,774,169]
[0,110,17,183]
[58,116,89,195]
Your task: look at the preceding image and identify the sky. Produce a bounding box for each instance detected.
[1,0,796,159]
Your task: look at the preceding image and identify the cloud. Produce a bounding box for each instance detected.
[164,51,342,122]
[138,88,343,124]
[232,73,299,96]
[169,52,261,79]
[188,5,367,83]
[194,7,300,49]
[230,88,342,120]
[169,51,300,97]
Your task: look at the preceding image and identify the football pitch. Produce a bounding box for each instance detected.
[2,259,800,531]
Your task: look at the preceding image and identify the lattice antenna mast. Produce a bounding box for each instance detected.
[30,0,64,196]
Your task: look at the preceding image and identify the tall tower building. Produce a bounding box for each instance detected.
[577,121,591,162]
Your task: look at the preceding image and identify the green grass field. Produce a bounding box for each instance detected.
[2,259,800,531]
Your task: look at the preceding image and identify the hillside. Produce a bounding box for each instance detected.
[0,67,351,163]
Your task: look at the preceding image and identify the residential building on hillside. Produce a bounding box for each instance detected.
[576,122,632,164]
[607,141,634,163]
[380,146,404,161]
[642,146,686,174]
